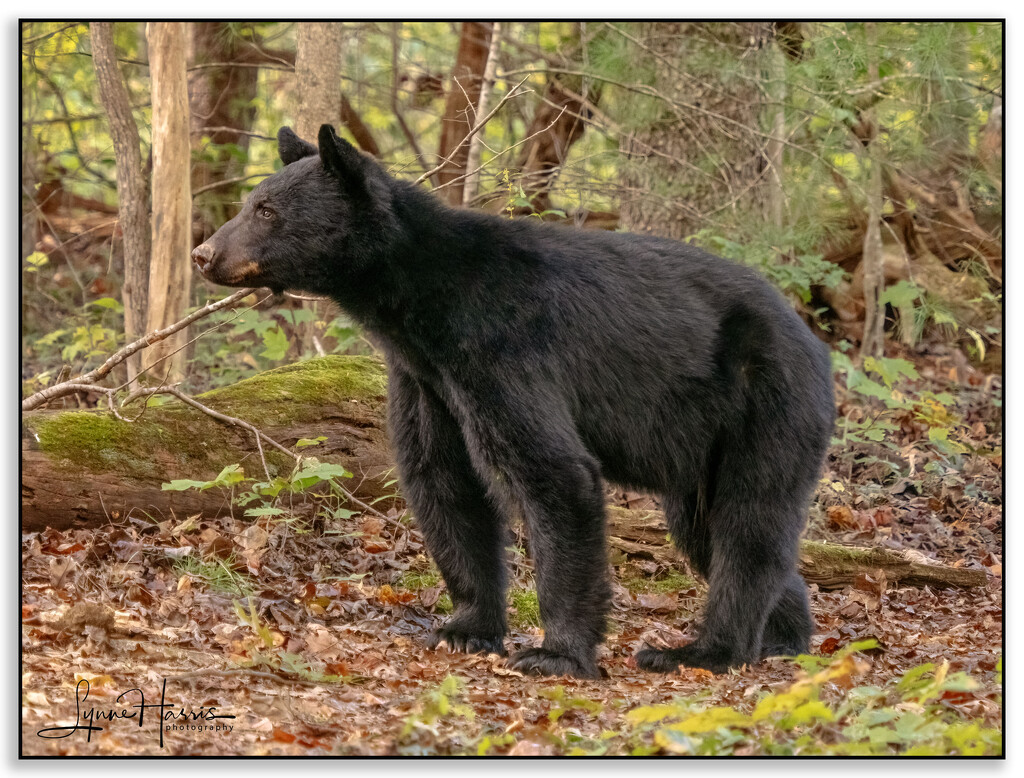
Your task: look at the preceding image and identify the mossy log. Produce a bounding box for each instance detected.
[21,356,392,532]
[606,507,988,590]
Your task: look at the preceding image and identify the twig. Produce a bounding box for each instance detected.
[431,106,566,194]
[22,288,254,411]
[413,76,532,187]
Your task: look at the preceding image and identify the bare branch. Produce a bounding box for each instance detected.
[413,76,532,188]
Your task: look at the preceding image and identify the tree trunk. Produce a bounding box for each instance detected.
[514,24,603,214]
[294,23,344,143]
[21,357,393,532]
[187,22,260,240]
[90,22,150,384]
[858,22,886,359]
[462,23,501,206]
[765,28,787,230]
[145,22,193,383]
[619,22,773,241]
[292,23,344,356]
[436,22,494,205]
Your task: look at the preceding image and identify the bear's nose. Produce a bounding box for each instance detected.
[191,243,216,273]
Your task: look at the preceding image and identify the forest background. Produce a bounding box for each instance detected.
[19,21,1004,756]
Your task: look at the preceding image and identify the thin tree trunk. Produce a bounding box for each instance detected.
[436,22,494,205]
[294,22,344,142]
[90,22,150,384]
[145,22,193,383]
[766,31,787,230]
[859,22,886,359]
[293,22,344,356]
[462,23,501,206]
[513,24,602,213]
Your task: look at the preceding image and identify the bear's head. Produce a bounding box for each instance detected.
[192,125,393,297]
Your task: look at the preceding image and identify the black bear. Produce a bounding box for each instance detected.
[193,124,835,679]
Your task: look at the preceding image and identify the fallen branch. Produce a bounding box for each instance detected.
[606,507,987,591]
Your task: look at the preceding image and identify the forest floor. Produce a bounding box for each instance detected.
[21,350,1002,756]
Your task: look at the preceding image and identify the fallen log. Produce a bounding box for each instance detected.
[21,356,393,532]
[21,357,988,590]
[607,506,988,591]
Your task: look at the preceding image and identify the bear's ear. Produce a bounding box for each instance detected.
[317,124,367,193]
[277,127,318,165]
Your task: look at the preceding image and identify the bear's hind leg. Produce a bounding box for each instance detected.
[636,498,796,674]
[760,570,813,659]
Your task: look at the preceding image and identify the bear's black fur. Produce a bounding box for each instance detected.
[193,124,835,679]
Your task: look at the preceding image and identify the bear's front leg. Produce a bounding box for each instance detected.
[388,367,509,656]
[455,385,611,680]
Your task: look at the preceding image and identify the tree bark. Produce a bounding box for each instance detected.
[145,22,193,383]
[294,22,344,143]
[90,22,150,384]
[436,22,494,205]
[293,22,344,356]
[462,23,501,206]
[765,28,787,230]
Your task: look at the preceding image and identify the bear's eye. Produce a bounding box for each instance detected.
[258,206,274,220]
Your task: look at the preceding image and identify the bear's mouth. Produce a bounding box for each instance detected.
[200,258,265,287]
[223,260,263,285]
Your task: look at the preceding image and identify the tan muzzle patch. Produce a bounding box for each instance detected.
[226,261,261,284]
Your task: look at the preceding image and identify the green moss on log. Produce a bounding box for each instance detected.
[198,355,387,426]
[25,356,387,478]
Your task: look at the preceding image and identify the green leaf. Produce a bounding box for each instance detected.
[89,297,124,313]
[878,279,921,309]
[260,326,290,360]
[290,459,351,491]
[244,506,286,518]
[210,463,246,488]
[162,479,208,492]
[296,436,327,448]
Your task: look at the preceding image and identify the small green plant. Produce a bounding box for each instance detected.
[509,588,541,629]
[831,346,972,475]
[230,598,355,685]
[400,675,475,740]
[174,553,252,597]
[163,456,357,525]
[621,641,1001,755]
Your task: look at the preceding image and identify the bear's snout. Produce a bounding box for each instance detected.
[191,243,216,274]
